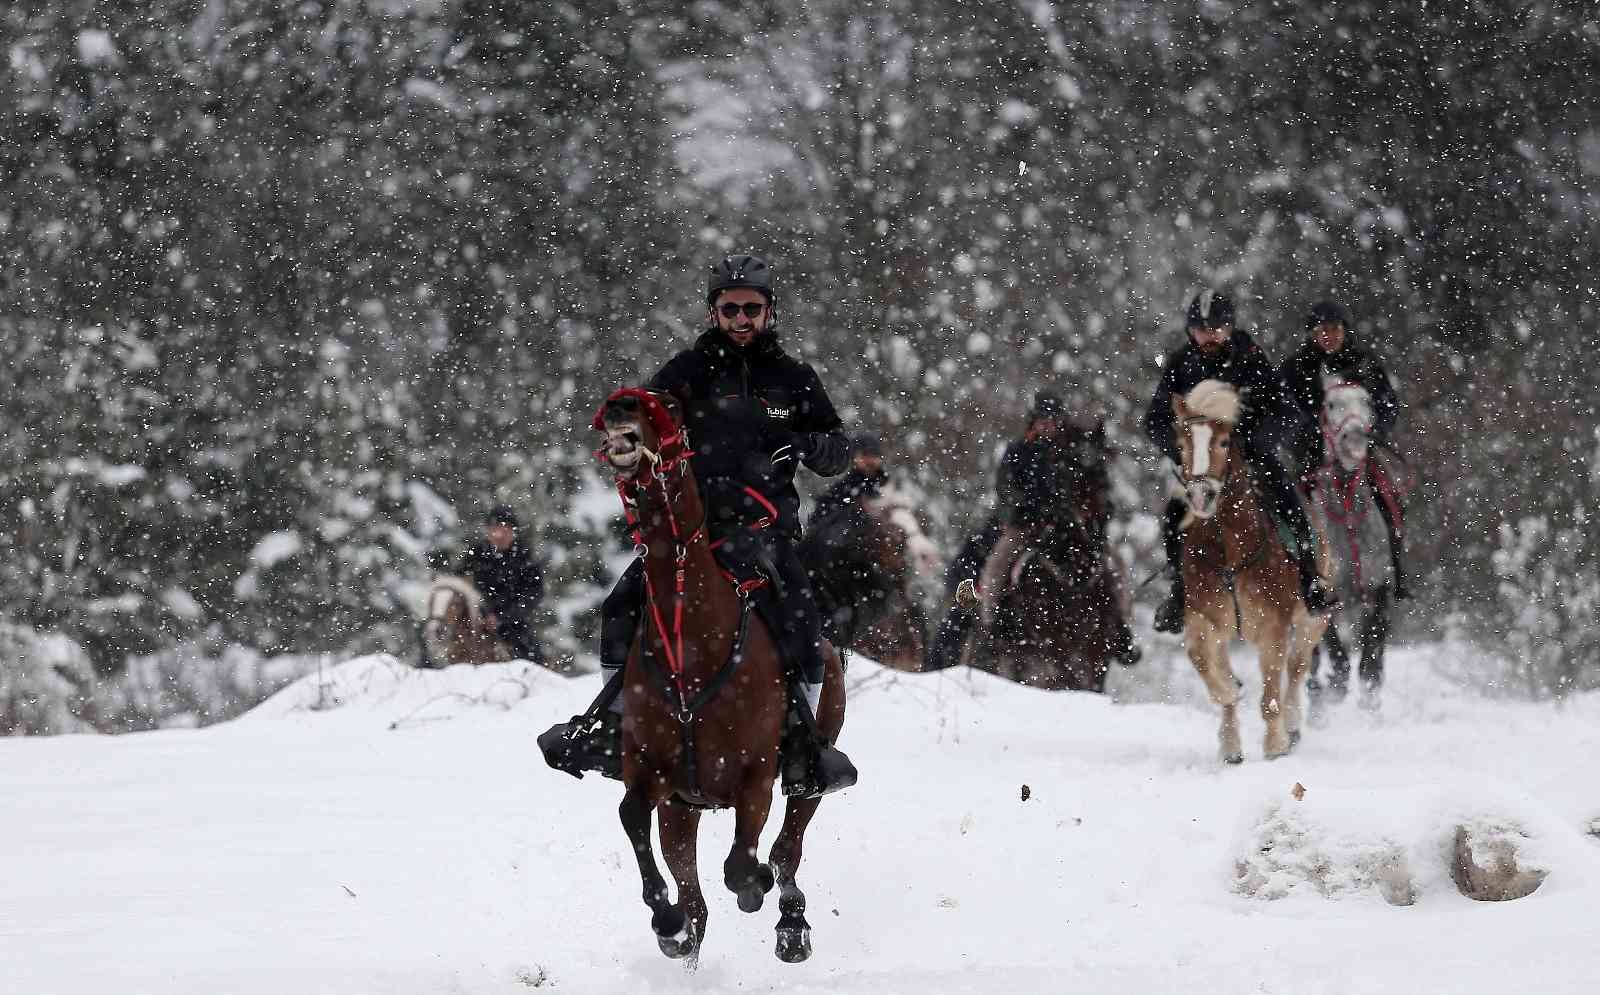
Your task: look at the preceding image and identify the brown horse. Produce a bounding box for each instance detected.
[596,388,847,967]
[961,417,1131,690]
[1172,380,1328,762]
[806,490,934,671]
[419,575,513,668]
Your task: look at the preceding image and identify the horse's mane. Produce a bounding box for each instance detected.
[1184,379,1241,424]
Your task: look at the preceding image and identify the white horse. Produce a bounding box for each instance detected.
[1302,374,1407,716]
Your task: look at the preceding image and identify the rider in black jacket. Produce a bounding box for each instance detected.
[542,254,856,797]
[1279,300,1409,599]
[1143,291,1339,633]
[456,504,545,663]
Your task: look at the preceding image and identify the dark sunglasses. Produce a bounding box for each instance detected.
[718,302,767,319]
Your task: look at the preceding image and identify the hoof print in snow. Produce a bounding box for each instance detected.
[1585,816,1600,841]
[1451,822,1547,902]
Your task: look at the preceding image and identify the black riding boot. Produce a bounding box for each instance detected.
[539,563,642,780]
[1372,481,1411,601]
[781,677,859,798]
[755,532,857,799]
[1296,551,1339,615]
[538,705,622,781]
[1153,498,1187,634]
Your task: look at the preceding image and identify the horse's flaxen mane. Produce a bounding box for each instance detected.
[1184,379,1241,424]
[431,574,484,619]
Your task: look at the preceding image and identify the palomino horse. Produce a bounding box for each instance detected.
[596,388,847,967]
[419,575,513,668]
[962,419,1130,690]
[1172,380,1328,762]
[1302,374,1413,717]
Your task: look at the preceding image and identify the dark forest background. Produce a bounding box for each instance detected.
[2,1,1596,727]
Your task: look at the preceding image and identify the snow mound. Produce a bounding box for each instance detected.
[244,653,572,729]
[1232,777,1600,907]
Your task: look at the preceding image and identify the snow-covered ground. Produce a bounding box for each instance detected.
[2,643,1598,994]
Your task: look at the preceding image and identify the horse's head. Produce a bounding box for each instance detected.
[1172,379,1241,520]
[1320,373,1373,473]
[593,388,685,481]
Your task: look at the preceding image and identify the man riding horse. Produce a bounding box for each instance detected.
[1145,291,1340,633]
[542,254,857,797]
[802,433,895,647]
[974,391,1141,665]
[455,504,545,664]
[1279,300,1410,601]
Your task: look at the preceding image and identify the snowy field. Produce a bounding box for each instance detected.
[2,641,1598,995]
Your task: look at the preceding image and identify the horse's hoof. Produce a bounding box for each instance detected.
[656,921,698,961]
[1223,753,1244,765]
[737,886,766,914]
[1288,729,1302,749]
[775,922,812,963]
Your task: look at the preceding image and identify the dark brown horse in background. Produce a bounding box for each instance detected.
[803,487,936,671]
[960,416,1131,690]
[597,388,847,967]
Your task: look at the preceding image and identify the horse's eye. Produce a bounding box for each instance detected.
[1220,439,1230,448]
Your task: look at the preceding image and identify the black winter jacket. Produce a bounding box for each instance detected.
[1279,337,1399,470]
[457,541,544,619]
[1143,328,1302,462]
[648,328,849,536]
[808,468,887,531]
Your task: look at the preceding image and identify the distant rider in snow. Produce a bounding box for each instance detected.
[456,504,545,663]
[1144,290,1339,633]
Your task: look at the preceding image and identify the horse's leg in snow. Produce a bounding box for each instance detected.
[1359,590,1392,706]
[725,770,777,913]
[1284,609,1322,746]
[1186,616,1243,763]
[1256,619,1294,759]
[619,787,682,952]
[656,799,706,965]
[767,795,821,963]
[1322,620,1352,700]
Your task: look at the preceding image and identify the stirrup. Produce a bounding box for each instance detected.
[1153,585,1184,634]
[781,740,858,799]
[538,712,622,781]
[1303,580,1340,615]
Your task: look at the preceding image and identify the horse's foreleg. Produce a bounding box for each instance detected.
[726,770,777,913]
[1284,611,1323,747]
[619,787,676,943]
[1359,595,1392,707]
[1185,618,1242,764]
[768,795,822,964]
[1258,623,1293,760]
[656,799,706,966]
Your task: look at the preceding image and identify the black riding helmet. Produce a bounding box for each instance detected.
[1186,289,1235,329]
[707,253,774,306]
[1305,299,1351,331]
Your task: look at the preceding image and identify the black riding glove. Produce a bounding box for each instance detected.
[769,430,810,471]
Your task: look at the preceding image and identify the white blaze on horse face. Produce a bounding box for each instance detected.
[1189,422,1214,478]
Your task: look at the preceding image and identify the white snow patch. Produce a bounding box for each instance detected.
[249,530,302,568]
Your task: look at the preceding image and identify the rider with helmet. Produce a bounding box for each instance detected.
[973,392,1141,663]
[541,254,857,797]
[1279,300,1409,599]
[1144,290,1340,633]
[456,504,546,664]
